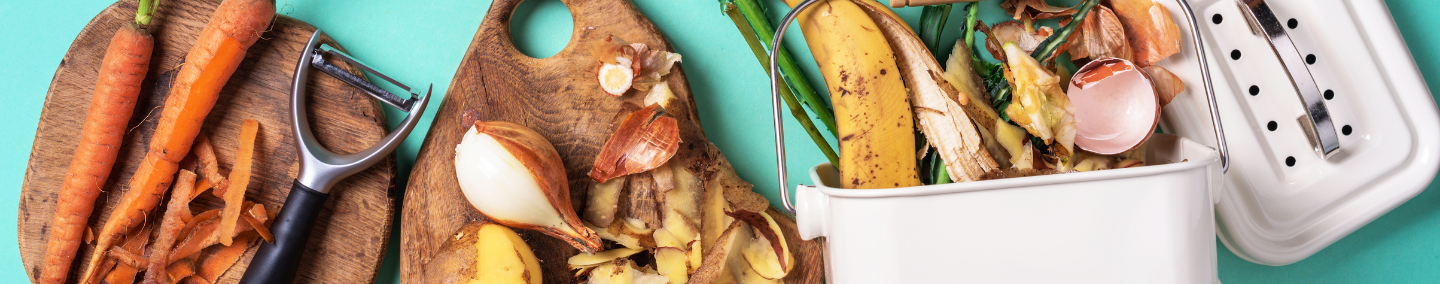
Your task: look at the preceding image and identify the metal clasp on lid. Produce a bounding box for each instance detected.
[1238,0,1341,157]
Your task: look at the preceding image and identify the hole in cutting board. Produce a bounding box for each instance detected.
[510,0,573,59]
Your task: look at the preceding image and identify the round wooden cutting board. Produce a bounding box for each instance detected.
[16,0,396,283]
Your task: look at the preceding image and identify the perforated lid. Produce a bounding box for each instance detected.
[1159,0,1440,265]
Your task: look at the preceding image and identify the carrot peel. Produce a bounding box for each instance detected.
[220,119,258,246]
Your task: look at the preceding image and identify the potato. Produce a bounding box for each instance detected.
[425,222,542,284]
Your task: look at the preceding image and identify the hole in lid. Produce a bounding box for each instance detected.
[1267,121,1277,131]
[1213,14,1223,24]
[1324,89,1335,100]
[1306,54,1317,65]
[1285,156,1296,167]
[1342,125,1353,135]
[510,0,574,59]
[1249,85,1260,96]
[1288,18,1298,29]
[1231,50,1242,60]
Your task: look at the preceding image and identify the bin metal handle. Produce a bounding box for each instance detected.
[767,0,1229,215]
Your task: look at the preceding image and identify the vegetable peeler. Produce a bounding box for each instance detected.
[239,30,431,284]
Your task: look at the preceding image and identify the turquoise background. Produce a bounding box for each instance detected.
[2,0,1437,283]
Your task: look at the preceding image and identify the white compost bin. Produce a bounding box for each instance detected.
[765,0,1440,283]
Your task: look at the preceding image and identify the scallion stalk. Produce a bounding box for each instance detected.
[919,4,954,60]
[721,1,840,167]
[1030,0,1101,61]
[730,0,838,137]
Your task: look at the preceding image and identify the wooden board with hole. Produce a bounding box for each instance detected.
[16,0,396,283]
[399,0,825,283]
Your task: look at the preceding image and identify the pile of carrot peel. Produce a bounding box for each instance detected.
[87,120,273,284]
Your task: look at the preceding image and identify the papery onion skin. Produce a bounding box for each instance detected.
[589,105,681,182]
[455,121,602,252]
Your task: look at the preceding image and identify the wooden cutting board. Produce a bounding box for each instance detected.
[16,0,395,283]
[401,0,823,283]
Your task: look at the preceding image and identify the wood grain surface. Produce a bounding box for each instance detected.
[16,0,396,283]
[400,0,823,283]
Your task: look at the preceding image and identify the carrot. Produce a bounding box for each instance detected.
[241,212,273,243]
[198,232,257,283]
[101,263,139,284]
[106,248,147,269]
[142,170,197,284]
[93,260,118,284]
[99,225,152,284]
[219,119,258,246]
[246,203,268,224]
[166,259,196,283]
[193,135,228,198]
[167,210,221,264]
[173,209,220,255]
[77,0,275,282]
[39,4,156,283]
[168,211,254,263]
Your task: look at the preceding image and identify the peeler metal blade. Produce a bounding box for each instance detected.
[239,29,432,284]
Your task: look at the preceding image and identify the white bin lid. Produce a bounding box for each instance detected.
[1159,0,1440,265]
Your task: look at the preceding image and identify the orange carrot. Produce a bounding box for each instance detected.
[77,0,275,282]
[101,263,139,284]
[198,232,258,283]
[106,248,147,269]
[93,260,118,284]
[142,170,197,284]
[99,225,153,284]
[246,203,268,224]
[39,17,154,284]
[168,211,254,263]
[193,135,228,198]
[242,212,273,243]
[219,119,257,246]
[166,259,196,283]
[174,210,220,253]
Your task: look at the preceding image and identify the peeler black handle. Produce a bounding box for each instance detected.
[239,180,328,284]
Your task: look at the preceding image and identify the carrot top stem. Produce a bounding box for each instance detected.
[136,0,158,26]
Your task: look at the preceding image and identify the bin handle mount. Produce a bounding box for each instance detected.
[767,0,1230,215]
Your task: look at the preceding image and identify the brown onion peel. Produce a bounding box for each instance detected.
[467,121,603,252]
[592,35,683,94]
[589,105,681,182]
[1001,0,1079,21]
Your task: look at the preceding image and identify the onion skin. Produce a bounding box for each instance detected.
[589,104,681,182]
[465,121,602,252]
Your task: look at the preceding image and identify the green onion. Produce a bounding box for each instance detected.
[919,4,954,60]
[726,0,838,137]
[720,1,840,167]
[1030,0,1101,61]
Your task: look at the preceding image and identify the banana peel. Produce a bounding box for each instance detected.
[851,0,1000,182]
[943,40,1029,168]
[784,0,921,189]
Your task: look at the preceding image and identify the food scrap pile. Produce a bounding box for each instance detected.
[66,121,274,284]
[444,33,804,284]
[967,0,1186,174]
[763,0,1187,189]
